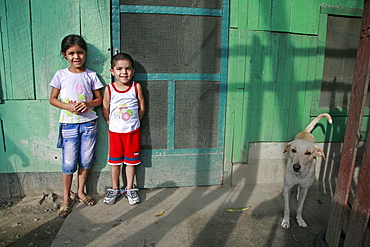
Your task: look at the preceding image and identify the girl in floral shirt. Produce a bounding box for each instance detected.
[49,34,103,218]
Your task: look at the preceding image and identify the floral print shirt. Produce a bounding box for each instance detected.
[50,68,103,123]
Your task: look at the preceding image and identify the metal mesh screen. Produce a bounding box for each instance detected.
[120,0,221,9]
[120,13,222,74]
[175,81,220,149]
[320,15,370,108]
[139,80,168,149]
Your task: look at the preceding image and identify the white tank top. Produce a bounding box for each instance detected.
[108,81,140,133]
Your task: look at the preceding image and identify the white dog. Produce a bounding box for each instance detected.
[281,113,332,229]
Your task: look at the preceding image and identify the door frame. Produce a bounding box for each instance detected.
[111,0,230,187]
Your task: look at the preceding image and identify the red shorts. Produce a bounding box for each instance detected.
[108,128,141,165]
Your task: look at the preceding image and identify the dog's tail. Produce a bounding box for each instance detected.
[304,113,332,133]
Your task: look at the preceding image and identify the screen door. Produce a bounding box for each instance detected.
[112,0,229,187]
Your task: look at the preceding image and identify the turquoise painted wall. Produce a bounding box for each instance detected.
[225,0,368,167]
[0,0,111,173]
[0,0,368,186]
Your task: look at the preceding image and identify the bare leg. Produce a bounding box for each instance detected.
[62,173,73,206]
[111,165,121,190]
[125,165,135,190]
[77,168,88,198]
[76,168,95,205]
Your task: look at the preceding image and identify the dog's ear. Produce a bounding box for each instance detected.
[283,143,291,153]
[315,146,326,160]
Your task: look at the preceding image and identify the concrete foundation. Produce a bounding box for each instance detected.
[1,142,365,197]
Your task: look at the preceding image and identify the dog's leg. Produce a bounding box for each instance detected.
[296,186,309,228]
[296,186,300,202]
[281,185,292,229]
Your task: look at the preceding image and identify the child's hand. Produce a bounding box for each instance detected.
[66,103,80,115]
[74,102,89,113]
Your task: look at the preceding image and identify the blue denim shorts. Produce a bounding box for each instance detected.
[59,120,98,174]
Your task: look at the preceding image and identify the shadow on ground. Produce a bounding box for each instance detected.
[49,183,332,247]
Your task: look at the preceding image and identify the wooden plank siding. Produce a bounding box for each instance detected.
[31,0,81,100]
[1,1,34,100]
[227,30,321,163]
[0,0,111,174]
[230,0,363,34]
[226,0,367,166]
[0,101,61,173]
[0,0,368,191]
[1,0,111,101]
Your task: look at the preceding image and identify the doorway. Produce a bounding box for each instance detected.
[111,0,229,187]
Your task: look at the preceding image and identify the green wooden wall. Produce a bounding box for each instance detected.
[225,0,367,166]
[0,0,111,173]
[0,0,368,188]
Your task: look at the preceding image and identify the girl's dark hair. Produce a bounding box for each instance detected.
[111,53,135,68]
[61,34,88,53]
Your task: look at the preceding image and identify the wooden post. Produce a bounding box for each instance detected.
[325,0,370,246]
[344,128,370,246]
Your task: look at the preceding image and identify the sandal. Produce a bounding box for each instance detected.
[79,195,95,206]
[59,204,72,218]
[59,195,75,218]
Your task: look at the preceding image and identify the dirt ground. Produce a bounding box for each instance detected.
[0,194,65,247]
[0,185,335,247]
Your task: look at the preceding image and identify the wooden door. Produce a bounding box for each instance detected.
[111,0,229,187]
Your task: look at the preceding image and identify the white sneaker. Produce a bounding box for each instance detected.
[125,188,140,205]
[103,188,121,205]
